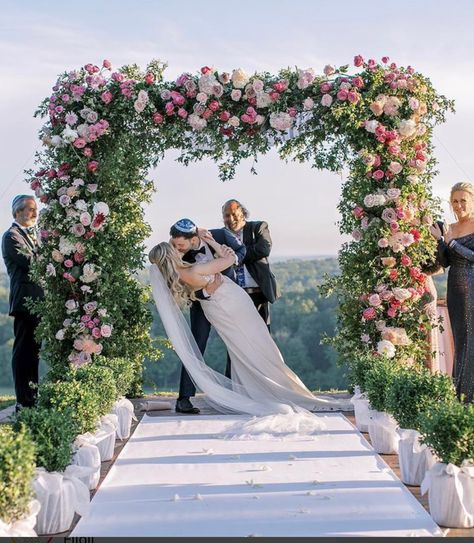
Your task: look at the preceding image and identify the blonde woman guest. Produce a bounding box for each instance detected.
[430,182,474,402]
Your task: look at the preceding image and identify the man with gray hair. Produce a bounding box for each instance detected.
[2,195,44,411]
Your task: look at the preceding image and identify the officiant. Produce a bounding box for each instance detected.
[1,195,44,411]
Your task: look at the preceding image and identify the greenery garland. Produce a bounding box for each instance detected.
[26,55,453,384]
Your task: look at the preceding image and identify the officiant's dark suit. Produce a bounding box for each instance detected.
[2,195,44,409]
[170,220,246,412]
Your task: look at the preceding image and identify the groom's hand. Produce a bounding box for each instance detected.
[205,273,223,295]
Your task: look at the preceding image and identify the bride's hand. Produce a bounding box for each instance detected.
[219,244,236,260]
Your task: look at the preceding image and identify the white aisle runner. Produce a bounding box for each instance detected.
[72,413,442,537]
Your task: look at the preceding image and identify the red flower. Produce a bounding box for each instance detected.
[87,161,99,173]
[144,72,155,85]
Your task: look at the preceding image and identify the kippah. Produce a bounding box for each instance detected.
[173,218,197,234]
[12,194,32,209]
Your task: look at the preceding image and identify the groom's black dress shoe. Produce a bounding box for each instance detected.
[176,398,200,414]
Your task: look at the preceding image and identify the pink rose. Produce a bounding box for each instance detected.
[103,59,112,69]
[230,89,242,101]
[378,238,389,248]
[153,112,164,124]
[363,307,377,320]
[352,76,364,88]
[347,90,359,104]
[354,55,364,67]
[368,294,382,307]
[64,259,73,268]
[177,108,188,119]
[92,327,101,338]
[323,65,335,76]
[219,111,231,122]
[100,324,112,337]
[372,169,385,180]
[83,147,93,157]
[321,94,333,107]
[63,272,76,283]
[72,223,86,237]
[201,66,212,75]
[388,161,403,174]
[73,138,86,149]
[387,307,397,318]
[337,89,348,101]
[87,161,99,173]
[144,72,155,85]
[101,91,113,104]
[208,100,220,112]
[401,255,412,266]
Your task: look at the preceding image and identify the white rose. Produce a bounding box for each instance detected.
[303,97,314,110]
[398,119,417,138]
[231,68,249,89]
[93,202,110,216]
[55,329,65,341]
[51,135,64,147]
[75,199,88,211]
[363,194,376,207]
[386,188,401,200]
[59,236,76,255]
[256,92,272,108]
[372,194,387,206]
[377,340,396,358]
[392,287,411,302]
[62,126,78,143]
[80,263,100,283]
[365,120,379,133]
[59,194,71,207]
[65,299,78,311]
[76,124,88,138]
[228,116,240,127]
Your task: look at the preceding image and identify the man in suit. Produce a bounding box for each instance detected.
[222,200,280,377]
[2,195,44,411]
[170,218,246,413]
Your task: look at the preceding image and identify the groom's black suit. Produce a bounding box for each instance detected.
[178,228,246,399]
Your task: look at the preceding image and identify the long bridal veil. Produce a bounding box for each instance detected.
[150,264,294,417]
[149,264,348,434]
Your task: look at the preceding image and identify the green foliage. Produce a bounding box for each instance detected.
[74,364,117,416]
[364,357,403,413]
[38,379,101,434]
[95,356,135,398]
[13,407,78,472]
[419,401,474,465]
[386,365,457,430]
[0,424,36,524]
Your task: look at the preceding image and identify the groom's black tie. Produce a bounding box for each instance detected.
[187,246,206,258]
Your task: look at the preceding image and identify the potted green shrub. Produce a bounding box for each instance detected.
[97,357,137,439]
[386,366,457,486]
[13,407,90,535]
[419,401,474,528]
[0,425,39,536]
[74,364,119,461]
[349,356,373,432]
[364,357,401,454]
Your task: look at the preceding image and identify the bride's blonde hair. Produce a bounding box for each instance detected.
[148,242,196,306]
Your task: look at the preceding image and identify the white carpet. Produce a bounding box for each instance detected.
[72,413,443,537]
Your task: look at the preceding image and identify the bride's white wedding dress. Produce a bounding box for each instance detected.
[150,265,348,434]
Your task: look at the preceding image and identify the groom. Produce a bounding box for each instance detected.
[170,218,246,413]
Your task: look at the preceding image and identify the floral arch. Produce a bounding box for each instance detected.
[28,55,453,391]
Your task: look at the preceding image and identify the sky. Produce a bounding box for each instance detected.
[1,0,473,257]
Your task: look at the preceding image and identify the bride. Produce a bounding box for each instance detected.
[148,234,348,418]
